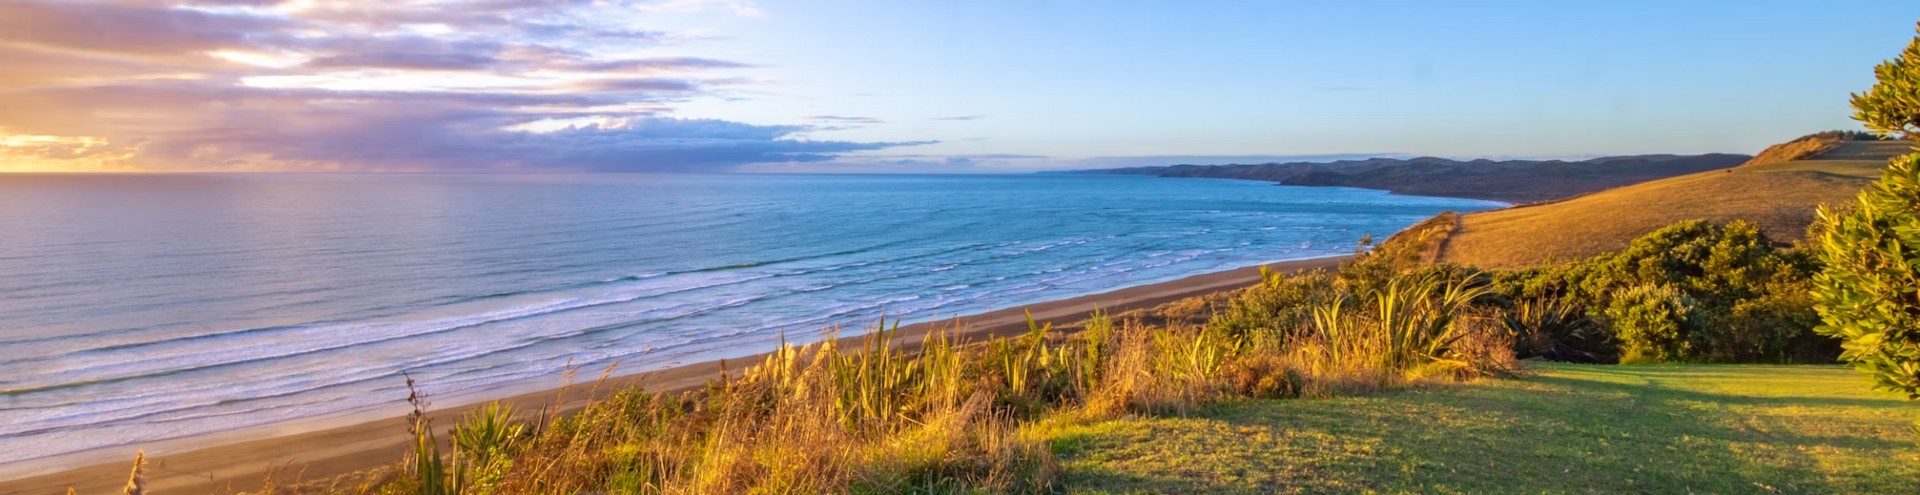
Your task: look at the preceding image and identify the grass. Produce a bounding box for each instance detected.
[1435,139,1905,269]
[1739,131,1881,168]
[1043,363,1920,494]
[264,251,1514,494]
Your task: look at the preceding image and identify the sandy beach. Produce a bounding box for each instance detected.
[0,256,1344,494]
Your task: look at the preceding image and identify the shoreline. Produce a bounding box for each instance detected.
[0,255,1346,494]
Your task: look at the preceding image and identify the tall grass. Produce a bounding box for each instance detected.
[388,323,1067,494]
[360,265,1506,494]
[144,255,1512,494]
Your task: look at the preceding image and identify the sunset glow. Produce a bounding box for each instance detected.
[1,1,1915,173]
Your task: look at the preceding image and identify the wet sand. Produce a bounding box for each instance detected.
[0,256,1345,494]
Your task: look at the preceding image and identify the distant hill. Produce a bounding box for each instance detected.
[1075,154,1751,203]
[1430,136,1907,269]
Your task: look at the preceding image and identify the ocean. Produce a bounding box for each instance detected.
[0,173,1500,470]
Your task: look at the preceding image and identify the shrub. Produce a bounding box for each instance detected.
[1496,220,1826,363]
[1721,280,1832,363]
[1223,354,1304,399]
[1447,314,1523,378]
[1606,284,1699,363]
[1498,295,1615,363]
[1205,266,1339,351]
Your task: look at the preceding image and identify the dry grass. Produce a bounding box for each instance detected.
[88,245,1519,494]
[1378,211,1459,266]
[1739,131,1857,167]
[207,256,1503,494]
[370,325,1069,495]
[1741,140,1913,176]
[1432,139,1902,269]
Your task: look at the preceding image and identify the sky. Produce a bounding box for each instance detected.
[1,0,1917,173]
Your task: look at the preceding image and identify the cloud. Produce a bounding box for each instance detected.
[928,115,985,121]
[633,0,765,17]
[566,57,755,73]
[0,0,914,172]
[805,115,886,124]
[0,2,294,56]
[858,153,1048,160]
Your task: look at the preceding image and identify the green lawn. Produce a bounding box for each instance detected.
[1041,363,1920,494]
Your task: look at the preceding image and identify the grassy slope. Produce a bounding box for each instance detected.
[1044,363,1920,494]
[1437,141,1907,269]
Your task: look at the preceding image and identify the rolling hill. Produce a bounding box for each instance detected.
[1076,154,1751,203]
[1431,136,1908,269]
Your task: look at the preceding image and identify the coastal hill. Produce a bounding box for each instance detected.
[1433,133,1907,268]
[1075,153,1751,203]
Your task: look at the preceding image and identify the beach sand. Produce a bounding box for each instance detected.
[0,256,1345,494]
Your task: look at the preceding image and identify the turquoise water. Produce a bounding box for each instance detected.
[0,173,1498,469]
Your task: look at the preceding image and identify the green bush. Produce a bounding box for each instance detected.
[1606,284,1698,363]
[1494,220,1825,363]
[1722,279,1833,363]
[1205,266,1339,350]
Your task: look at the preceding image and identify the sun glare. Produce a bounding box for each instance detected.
[207,50,311,69]
[0,134,137,173]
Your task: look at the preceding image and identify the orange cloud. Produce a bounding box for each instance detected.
[0,0,915,173]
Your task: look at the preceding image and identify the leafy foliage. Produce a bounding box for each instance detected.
[1850,22,1920,138]
[1492,220,1827,363]
[1499,296,1613,363]
[1812,153,1920,398]
[1812,21,1920,400]
[1606,284,1698,363]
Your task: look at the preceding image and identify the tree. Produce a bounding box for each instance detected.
[1813,21,1920,398]
[1812,154,1920,397]
[1850,23,1920,138]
